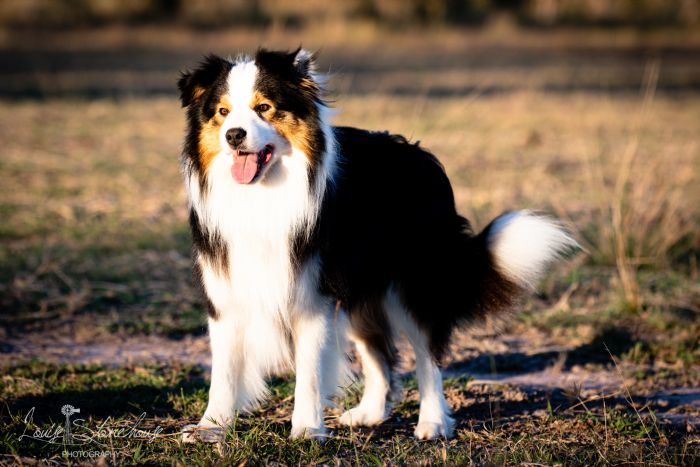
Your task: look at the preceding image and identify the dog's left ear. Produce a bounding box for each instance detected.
[255,47,319,82]
[292,48,317,78]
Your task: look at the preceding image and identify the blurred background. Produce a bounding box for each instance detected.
[1,0,700,97]
[0,1,699,459]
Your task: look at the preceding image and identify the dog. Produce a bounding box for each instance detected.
[178,48,576,442]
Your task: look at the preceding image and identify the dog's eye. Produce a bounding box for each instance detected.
[218,107,229,116]
[255,103,271,113]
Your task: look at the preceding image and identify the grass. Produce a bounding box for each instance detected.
[1,93,697,338]
[1,32,699,464]
[1,362,697,465]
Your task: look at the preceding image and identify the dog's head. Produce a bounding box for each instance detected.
[179,48,326,184]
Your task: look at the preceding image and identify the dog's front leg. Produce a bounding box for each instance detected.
[203,315,239,425]
[183,315,238,443]
[290,311,330,440]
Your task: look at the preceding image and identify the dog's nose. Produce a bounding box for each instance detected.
[226,128,247,148]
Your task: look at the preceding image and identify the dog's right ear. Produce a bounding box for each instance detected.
[178,54,230,108]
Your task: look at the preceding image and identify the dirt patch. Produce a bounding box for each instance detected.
[1,333,210,367]
[3,327,698,432]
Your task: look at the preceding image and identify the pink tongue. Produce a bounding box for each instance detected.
[231,153,259,184]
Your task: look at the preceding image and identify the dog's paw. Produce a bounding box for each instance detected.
[289,425,328,441]
[181,424,226,444]
[414,416,455,440]
[338,406,386,427]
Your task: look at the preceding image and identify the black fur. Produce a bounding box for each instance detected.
[193,259,217,319]
[311,127,522,361]
[348,298,399,388]
[254,48,326,188]
[189,209,228,319]
[178,55,233,180]
[179,55,234,301]
[189,209,228,276]
[179,52,524,364]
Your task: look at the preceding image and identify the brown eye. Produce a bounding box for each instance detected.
[218,107,229,116]
[255,103,271,113]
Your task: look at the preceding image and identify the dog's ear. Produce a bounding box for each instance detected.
[178,54,230,107]
[292,47,318,78]
[255,47,318,81]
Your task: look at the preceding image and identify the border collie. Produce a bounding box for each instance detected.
[178,48,576,442]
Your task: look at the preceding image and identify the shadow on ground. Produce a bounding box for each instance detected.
[445,327,639,375]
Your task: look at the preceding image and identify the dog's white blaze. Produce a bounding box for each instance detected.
[226,59,256,105]
[489,211,577,289]
[187,56,342,427]
[220,61,288,156]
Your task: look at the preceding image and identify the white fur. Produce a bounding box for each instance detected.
[489,211,577,289]
[338,331,392,427]
[385,289,454,440]
[185,53,344,439]
[199,314,237,428]
[184,54,574,444]
[220,60,290,178]
[290,257,351,439]
[339,288,455,439]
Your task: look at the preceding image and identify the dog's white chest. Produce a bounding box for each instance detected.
[190,151,316,320]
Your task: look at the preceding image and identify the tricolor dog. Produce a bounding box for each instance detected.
[178,48,576,441]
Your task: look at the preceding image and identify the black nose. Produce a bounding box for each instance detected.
[226,128,247,148]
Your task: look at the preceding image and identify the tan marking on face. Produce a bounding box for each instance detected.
[192,85,205,101]
[252,90,316,159]
[198,95,232,171]
[250,91,274,115]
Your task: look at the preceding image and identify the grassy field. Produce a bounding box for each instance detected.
[1,30,699,464]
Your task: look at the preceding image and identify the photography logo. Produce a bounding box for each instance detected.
[18,402,164,458]
[60,404,80,445]
[18,403,88,447]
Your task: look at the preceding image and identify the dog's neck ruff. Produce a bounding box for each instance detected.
[185,102,336,324]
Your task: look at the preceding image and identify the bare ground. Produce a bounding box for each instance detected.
[3,324,699,433]
[1,31,699,462]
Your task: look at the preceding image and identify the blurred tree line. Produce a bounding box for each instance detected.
[0,0,697,29]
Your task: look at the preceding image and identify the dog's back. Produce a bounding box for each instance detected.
[179,48,576,443]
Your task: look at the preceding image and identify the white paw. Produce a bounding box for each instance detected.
[414,416,455,440]
[338,405,386,427]
[181,424,226,444]
[289,425,328,441]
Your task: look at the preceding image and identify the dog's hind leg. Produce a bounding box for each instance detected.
[385,290,454,440]
[411,340,454,440]
[339,300,397,428]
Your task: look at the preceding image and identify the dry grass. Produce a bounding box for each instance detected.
[1,362,698,465]
[1,74,699,328]
[336,88,700,271]
[1,35,699,464]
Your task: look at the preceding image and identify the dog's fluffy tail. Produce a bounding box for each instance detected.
[457,211,578,324]
[392,210,578,360]
[484,211,578,290]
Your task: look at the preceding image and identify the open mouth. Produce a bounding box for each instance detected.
[230,145,274,184]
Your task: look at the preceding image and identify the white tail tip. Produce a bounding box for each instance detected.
[488,211,578,288]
